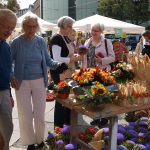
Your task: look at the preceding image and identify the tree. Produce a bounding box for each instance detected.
[7,0,20,12]
[0,0,7,8]
[97,0,149,25]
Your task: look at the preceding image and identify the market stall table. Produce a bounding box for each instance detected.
[56,94,150,150]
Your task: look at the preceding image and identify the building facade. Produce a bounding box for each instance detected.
[41,0,98,23]
[32,0,40,17]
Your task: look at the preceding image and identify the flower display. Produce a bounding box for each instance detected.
[53,81,71,99]
[46,125,77,150]
[111,62,134,83]
[98,117,150,150]
[77,82,113,108]
[77,45,88,55]
[72,67,116,86]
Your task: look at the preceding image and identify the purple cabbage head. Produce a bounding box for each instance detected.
[135,144,146,150]
[61,125,70,134]
[103,128,109,136]
[139,121,148,127]
[129,122,138,127]
[137,127,148,133]
[118,126,126,134]
[118,145,128,150]
[126,140,136,145]
[65,144,77,150]
[47,132,56,139]
[126,125,134,130]
[140,117,148,121]
[55,140,64,145]
[117,133,125,144]
[126,130,138,138]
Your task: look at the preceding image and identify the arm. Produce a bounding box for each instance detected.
[52,45,70,63]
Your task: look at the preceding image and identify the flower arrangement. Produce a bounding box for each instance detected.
[99,117,150,150]
[53,81,71,99]
[72,67,116,86]
[46,125,77,150]
[77,45,88,55]
[77,81,113,109]
[78,127,98,143]
[111,62,134,83]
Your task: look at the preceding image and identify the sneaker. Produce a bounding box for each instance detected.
[27,144,36,150]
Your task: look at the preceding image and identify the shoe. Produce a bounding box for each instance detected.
[90,118,108,128]
[27,144,36,150]
[38,141,47,150]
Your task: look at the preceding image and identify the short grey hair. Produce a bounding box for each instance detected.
[91,23,105,32]
[0,9,17,21]
[21,14,40,33]
[57,16,75,29]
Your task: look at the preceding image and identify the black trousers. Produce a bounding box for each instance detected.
[50,70,71,127]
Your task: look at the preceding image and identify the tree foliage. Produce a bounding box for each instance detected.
[0,0,20,12]
[97,0,150,25]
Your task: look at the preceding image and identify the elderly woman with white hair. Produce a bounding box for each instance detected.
[50,16,84,128]
[84,23,115,127]
[10,14,66,150]
[84,23,115,71]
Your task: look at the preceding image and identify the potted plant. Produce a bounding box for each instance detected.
[53,81,71,99]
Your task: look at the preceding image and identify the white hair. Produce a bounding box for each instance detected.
[57,16,75,29]
[21,14,41,33]
[0,9,17,21]
[91,23,105,32]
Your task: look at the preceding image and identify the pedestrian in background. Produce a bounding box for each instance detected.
[0,9,17,150]
[11,14,66,150]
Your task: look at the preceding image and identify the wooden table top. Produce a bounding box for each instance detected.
[56,94,150,119]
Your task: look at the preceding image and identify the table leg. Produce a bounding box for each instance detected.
[108,116,118,150]
[70,109,78,143]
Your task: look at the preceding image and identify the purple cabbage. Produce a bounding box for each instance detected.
[137,127,148,133]
[140,117,148,121]
[61,126,70,134]
[129,122,138,127]
[125,125,134,130]
[118,145,128,150]
[118,126,126,134]
[103,128,109,136]
[117,133,125,144]
[65,144,77,150]
[126,140,136,145]
[135,144,146,150]
[139,121,148,127]
[47,132,56,139]
[144,142,150,149]
[126,130,138,138]
[55,140,64,145]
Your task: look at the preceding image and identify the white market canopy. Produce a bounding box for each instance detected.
[17,11,56,31]
[74,14,145,34]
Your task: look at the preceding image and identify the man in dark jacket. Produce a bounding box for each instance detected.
[0,9,17,150]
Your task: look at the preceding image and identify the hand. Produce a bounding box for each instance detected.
[95,55,102,64]
[70,54,84,62]
[95,52,104,58]
[56,63,68,74]
[11,77,20,90]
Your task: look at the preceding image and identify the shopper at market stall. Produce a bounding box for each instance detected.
[142,30,150,57]
[135,36,144,55]
[10,14,66,150]
[83,23,115,127]
[0,9,17,150]
[50,16,84,128]
[83,23,115,71]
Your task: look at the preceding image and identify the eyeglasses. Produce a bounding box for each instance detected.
[0,23,15,33]
[92,29,100,32]
[25,24,38,29]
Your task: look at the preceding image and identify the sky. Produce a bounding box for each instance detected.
[17,0,36,9]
